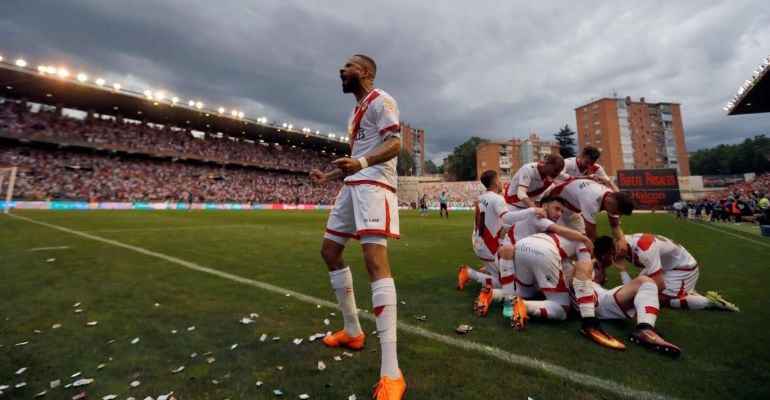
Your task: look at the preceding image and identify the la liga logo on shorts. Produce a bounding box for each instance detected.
[367,218,380,223]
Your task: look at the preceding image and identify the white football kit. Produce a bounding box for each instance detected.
[559,157,609,181]
[325,89,401,246]
[505,162,555,209]
[513,233,592,303]
[625,233,699,299]
[549,178,615,232]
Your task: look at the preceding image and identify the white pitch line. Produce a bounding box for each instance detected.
[28,245,71,251]
[7,213,672,400]
[687,220,770,248]
[85,224,262,233]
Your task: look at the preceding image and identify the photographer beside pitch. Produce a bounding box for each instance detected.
[309,54,405,399]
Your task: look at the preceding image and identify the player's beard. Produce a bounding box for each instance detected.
[342,74,360,93]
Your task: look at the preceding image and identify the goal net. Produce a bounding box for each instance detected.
[0,166,18,214]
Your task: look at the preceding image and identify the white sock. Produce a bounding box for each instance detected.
[329,267,362,337]
[634,282,659,326]
[372,278,399,379]
[670,294,710,309]
[572,278,596,318]
[468,268,496,286]
[499,258,515,299]
[525,300,567,320]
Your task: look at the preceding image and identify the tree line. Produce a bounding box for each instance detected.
[690,135,770,175]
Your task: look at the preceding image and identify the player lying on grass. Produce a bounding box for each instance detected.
[459,170,546,317]
[511,264,682,355]
[593,233,739,311]
[459,195,593,318]
[505,232,622,349]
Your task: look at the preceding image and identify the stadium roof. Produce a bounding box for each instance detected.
[0,60,351,156]
[726,54,770,115]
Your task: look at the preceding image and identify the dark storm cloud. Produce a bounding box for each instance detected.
[1,0,768,163]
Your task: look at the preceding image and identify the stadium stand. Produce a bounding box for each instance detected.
[0,98,342,204]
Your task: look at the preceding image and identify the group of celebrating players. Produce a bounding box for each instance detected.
[458,146,740,357]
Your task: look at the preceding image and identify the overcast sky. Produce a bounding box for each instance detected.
[1,0,768,163]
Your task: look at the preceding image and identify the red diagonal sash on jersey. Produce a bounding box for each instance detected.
[348,90,381,152]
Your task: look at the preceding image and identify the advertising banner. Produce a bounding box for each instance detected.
[617,168,681,210]
[702,174,746,188]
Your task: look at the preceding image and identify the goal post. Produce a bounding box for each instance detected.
[1,166,18,214]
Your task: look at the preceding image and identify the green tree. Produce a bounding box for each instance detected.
[424,159,439,174]
[447,136,488,181]
[690,135,770,175]
[554,124,577,158]
[396,149,415,176]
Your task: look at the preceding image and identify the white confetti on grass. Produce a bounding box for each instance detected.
[71,372,81,378]
[230,343,238,350]
[15,341,29,346]
[86,321,98,326]
[171,366,185,374]
[317,361,326,371]
[299,394,310,399]
[130,380,141,387]
[293,338,303,345]
[260,333,268,342]
[45,258,56,263]
[187,326,196,331]
[73,378,94,387]
[50,380,60,388]
[102,395,118,400]
[131,337,140,344]
[15,367,27,375]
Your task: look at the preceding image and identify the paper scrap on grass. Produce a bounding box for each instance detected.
[239,317,255,324]
[15,341,29,346]
[206,357,216,364]
[317,361,326,371]
[97,363,105,370]
[456,324,473,334]
[333,356,342,361]
[256,381,263,387]
[293,338,303,345]
[190,352,197,358]
[46,258,56,263]
[72,393,86,400]
[276,365,284,370]
[86,321,98,326]
[230,343,238,350]
[260,334,268,342]
[171,366,185,374]
[130,380,141,387]
[74,309,83,313]
[73,302,81,307]
[273,389,284,396]
[349,395,357,400]
[323,319,330,326]
[15,367,27,375]
[71,372,81,378]
[102,395,118,400]
[15,382,26,388]
[50,380,60,388]
[131,337,140,344]
[414,315,427,321]
[73,378,94,387]
[34,391,47,398]
[52,323,61,329]
[187,326,196,331]
[299,394,310,399]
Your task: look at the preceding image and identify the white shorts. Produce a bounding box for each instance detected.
[594,285,633,320]
[324,183,400,246]
[513,237,570,305]
[659,265,699,299]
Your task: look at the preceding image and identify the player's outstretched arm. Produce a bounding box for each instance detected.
[608,217,627,251]
[309,168,344,185]
[332,136,401,175]
[547,224,594,253]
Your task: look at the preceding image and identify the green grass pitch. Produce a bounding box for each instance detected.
[1,210,769,399]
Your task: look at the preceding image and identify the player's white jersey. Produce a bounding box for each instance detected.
[549,178,613,225]
[505,162,554,209]
[472,191,510,257]
[624,233,697,277]
[560,157,609,181]
[344,89,401,189]
[519,232,592,261]
[511,215,554,243]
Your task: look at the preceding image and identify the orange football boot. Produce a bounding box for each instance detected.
[323,329,365,350]
[373,370,406,400]
[457,265,471,291]
[473,285,494,317]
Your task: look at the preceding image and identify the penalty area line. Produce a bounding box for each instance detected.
[8,213,673,400]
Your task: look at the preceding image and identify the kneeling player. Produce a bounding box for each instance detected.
[458,170,545,317]
[510,233,622,349]
[593,234,739,312]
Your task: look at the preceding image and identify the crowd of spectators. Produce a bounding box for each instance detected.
[418,181,485,208]
[674,173,770,224]
[1,145,342,204]
[0,99,337,172]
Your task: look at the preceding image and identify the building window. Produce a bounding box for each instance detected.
[595,129,601,135]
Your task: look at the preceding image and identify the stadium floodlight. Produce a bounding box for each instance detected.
[15,59,27,67]
[37,65,47,73]
[217,107,225,114]
[195,101,203,109]
[112,83,122,91]
[282,122,288,128]
[46,66,56,74]
[316,130,320,134]
[95,78,105,86]
[77,73,88,82]
[237,111,244,118]
[171,96,179,104]
[288,124,293,130]
[0,55,3,62]
[188,100,195,107]
[230,109,238,117]
[57,68,69,78]
[143,89,154,99]
[155,91,166,101]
